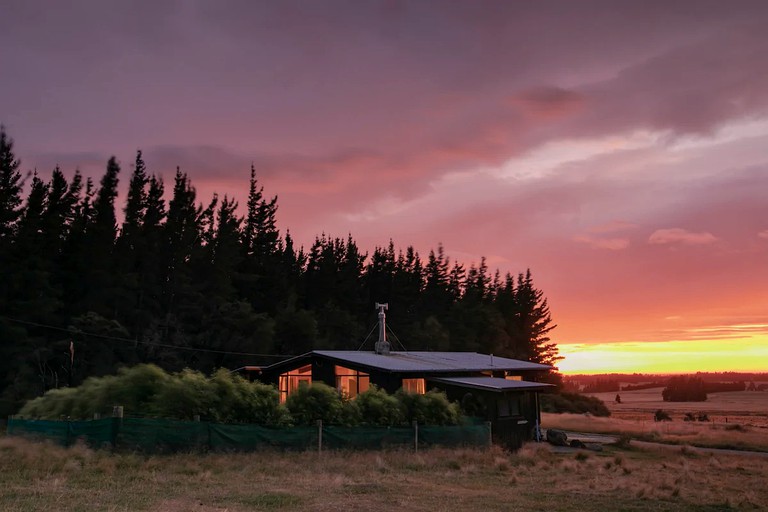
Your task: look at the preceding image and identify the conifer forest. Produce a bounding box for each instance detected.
[0,127,560,415]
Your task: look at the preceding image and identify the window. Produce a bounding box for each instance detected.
[505,374,522,381]
[278,364,312,403]
[335,366,370,399]
[497,396,521,417]
[401,378,425,394]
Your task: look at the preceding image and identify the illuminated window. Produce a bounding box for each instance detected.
[278,364,312,403]
[335,366,370,399]
[505,375,522,381]
[402,378,425,394]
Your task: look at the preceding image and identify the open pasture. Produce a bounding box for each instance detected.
[1,436,767,511]
[588,387,768,428]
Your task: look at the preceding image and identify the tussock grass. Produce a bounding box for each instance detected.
[1,436,767,511]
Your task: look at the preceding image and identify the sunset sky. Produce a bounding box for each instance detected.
[2,1,767,374]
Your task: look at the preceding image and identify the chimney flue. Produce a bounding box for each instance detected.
[374,303,390,355]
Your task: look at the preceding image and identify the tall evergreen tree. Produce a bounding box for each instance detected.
[0,126,23,242]
[507,269,561,367]
[42,167,81,254]
[121,150,148,245]
[82,157,121,316]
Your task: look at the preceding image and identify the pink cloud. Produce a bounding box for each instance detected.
[759,230,768,240]
[648,228,717,246]
[573,235,630,250]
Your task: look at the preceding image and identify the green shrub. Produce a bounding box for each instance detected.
[285,382,359,426]
[151,368,216,421]
[355,385,405,426]
[396,389,460,425]
[18,364,290,426]
[110,364,171,412]
[19,387,79,419]
[208,370,290,426]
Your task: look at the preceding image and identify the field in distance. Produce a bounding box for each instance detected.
[1,436,766,511]
[587,386,768,427]
[541,385,768,453]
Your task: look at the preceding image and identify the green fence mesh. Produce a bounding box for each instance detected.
[7,417,115,448]
[323,426,416,450]
[119,418,209,453]
[6,417,490,453]
[209,424,319,452]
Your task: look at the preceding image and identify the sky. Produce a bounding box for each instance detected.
[2,1,768,374]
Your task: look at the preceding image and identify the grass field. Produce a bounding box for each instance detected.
[588,387,768,427]
[1,436,767,511]
[542,387,768,453]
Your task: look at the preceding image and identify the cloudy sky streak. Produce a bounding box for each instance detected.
[2,0,767,371]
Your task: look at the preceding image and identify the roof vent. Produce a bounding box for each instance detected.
[374,302,390,355]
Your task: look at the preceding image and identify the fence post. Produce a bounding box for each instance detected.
[111,406,124,451]
[487,421,493,448]
[317,420,323,454]
[413,420,419,452]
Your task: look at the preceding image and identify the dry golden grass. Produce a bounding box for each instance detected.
[589,388,768,427]
[543,411,768,453]
[1,436,767,511]
[543,391,768,452]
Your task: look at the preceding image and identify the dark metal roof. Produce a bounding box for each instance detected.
[429,376,554,392]
[311,350,551,373]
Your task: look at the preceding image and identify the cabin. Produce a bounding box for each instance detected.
[237,304,553,449]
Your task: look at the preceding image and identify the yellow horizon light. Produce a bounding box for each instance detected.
[556,335,768,375]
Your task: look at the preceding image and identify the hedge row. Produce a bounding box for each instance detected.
[17,364,461,426]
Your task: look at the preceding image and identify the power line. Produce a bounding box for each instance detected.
[0,315,289,358]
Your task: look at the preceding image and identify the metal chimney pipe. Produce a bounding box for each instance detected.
[374,303,390,354]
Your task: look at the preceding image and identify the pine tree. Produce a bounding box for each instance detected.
[91,156,120,245]
[423,244,451,314]
[42,167,80,253]
[81,157,121,316]
[508,269,561,367]
[209,195,242,300]
[10,173,52,318]
[121,150,148,245]
[0,126,23,241]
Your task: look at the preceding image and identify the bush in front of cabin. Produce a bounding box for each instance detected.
[285,382,360,426]
[396,389,461,425]
[19,364,171,420]
[18,365,292,426]
[205,369,291,425]
[150,368,216,421]
[355,385,406,426]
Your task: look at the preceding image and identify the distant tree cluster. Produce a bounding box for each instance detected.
[582,378,620,393]
[620,382,666,392]
[0,127,561,415]
[662,376,707,402]
[539,391,610,417]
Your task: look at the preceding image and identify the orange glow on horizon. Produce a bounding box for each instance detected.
[557,334,768,375]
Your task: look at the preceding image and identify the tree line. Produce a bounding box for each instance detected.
[0,126,561,415]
